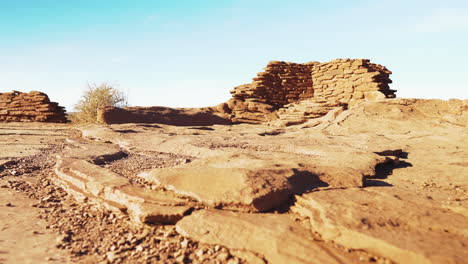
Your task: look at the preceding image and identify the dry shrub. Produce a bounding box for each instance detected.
[70,83,127,124]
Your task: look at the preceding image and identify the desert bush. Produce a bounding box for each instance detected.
[70,83,127,124]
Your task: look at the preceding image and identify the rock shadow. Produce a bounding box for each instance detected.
[189,127,215,131]
[374,159,412,179]
[288,169,329,194]
[266,170,329,213]
[363,179,393,187]
[113,129,138,134]
[258,130,284,136]
[374,149,408,159]
[137,124,162,128]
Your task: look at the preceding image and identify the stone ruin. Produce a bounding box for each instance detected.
[98,58,395,125]
[221,58,394,124]
[0,91,67,123]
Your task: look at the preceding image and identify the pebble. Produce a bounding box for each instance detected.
[227,259,240,264]
[175,255,186,263]
[217,252,230,261]
[106,251,116,262]
[195,249,205,257]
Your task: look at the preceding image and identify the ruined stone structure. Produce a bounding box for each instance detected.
[0,91,67,122]
[98,58,395,125]
[223,59,395,123]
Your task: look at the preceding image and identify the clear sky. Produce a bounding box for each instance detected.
[1,0,467,111]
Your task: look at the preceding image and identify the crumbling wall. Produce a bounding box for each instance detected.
[311,59,394,105]
[223,58,395,123]
[0,91,67,122]
[230,61,314,107]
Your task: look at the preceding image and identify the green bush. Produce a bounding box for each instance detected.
[70,83,128,124]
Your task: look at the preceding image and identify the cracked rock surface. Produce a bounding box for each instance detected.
[0,98,467,263]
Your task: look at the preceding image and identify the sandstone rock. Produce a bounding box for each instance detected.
[139,154,297,212]
[364,91,386,101]
[54,145,192,224]
[97,106,231,126]
[291,188,468,264]
[271,98,345,127]
[176,210,347,264]
[0,91,67,122]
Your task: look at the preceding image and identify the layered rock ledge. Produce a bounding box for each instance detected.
[0,90,67,122]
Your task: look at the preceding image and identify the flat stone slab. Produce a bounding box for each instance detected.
[54,151,192,224]
[139,150,391,212]
[291,188,468,264]
[176,209,348,264]
[139,154,298,212]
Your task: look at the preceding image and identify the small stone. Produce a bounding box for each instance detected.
[217,252,230,261]
[227,259,240,264]
[195,249,205,257]
[5,202,14,207]
[106,251,116,262]
[175,255,186,263]
[180,239,188,248]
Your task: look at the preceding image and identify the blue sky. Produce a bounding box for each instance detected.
[1,0,467,111]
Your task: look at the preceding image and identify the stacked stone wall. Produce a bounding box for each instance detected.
[0,91,67,122]
[311,59,395,105]
[224,58,395,123]
[230,61,314,107]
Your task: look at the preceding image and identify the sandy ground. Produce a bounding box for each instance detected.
[0,123,71,264]
[0,177,69,264]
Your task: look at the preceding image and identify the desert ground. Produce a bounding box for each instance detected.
[0,98,466,264]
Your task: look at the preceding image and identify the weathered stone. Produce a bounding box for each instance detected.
[176,210,347,264]
[292,188,468,264]
[364,91,386,101]
[97,106,231,126]
[139,154,296,212]
[53,142,192,224]
[0,91,67,122]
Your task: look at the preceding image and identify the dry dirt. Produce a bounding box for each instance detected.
[0,98,467,264]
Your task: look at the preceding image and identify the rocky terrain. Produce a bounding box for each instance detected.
[0,97,466,264]
[0,58,467,263]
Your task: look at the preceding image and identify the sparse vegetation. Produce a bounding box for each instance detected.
[70,83,128,124]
